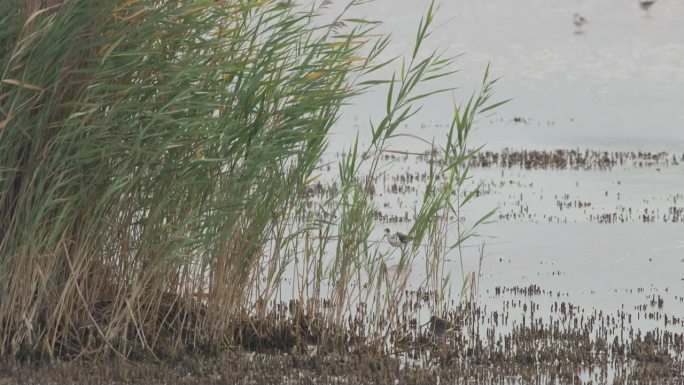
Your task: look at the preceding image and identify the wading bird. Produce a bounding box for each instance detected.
[384,228,412,247]
[639,0,656,16]
[573,13,588,34]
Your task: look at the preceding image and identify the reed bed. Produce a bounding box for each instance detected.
[0,0,501,359]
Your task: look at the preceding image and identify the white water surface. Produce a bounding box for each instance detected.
[322,0,684,149]
[301,0,684,329]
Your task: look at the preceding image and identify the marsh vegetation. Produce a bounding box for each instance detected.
[1,1,682,384]
[0,0,499,358]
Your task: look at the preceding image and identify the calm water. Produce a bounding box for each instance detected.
[325,0,684,149]
[314,0,684,328]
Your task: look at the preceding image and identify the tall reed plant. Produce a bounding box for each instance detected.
[0,0,503,358]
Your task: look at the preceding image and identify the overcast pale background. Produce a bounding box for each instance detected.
[326,0,684,150]
[313,0,684,321]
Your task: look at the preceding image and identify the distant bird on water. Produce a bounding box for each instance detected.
[639,0,656,16]
[573,13,588,34]
[384,228,412,247]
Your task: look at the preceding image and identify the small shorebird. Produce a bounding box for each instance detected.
[573,13,588,34]
[639,0,656,16]
[384,228,412,247]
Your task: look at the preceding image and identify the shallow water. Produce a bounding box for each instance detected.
[305,148,684,343]
[265,7,684,382]
[309,0,684,326]
[324,0,684,149]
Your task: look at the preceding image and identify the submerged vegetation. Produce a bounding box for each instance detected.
[0,0,501,360]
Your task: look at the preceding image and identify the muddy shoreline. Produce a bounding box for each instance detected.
[1,342,681,384]
[2,291,682,384]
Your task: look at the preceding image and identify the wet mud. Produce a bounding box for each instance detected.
[2,288,683,384]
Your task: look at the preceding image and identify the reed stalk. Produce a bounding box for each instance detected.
[0,0,503,358]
